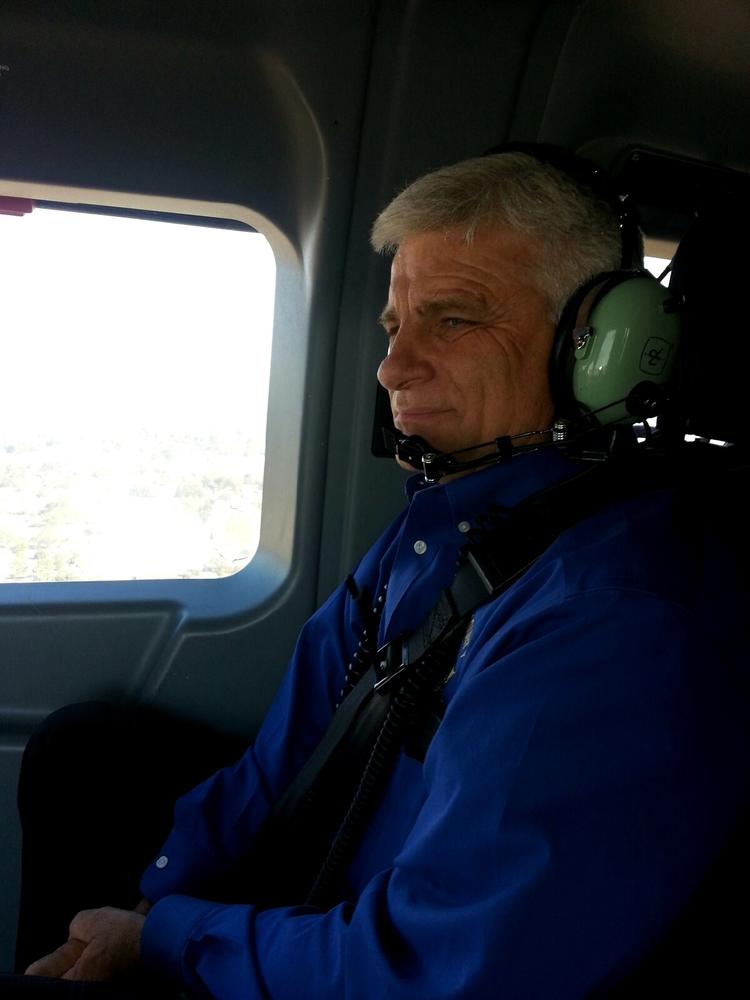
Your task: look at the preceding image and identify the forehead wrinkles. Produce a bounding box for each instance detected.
[387,235,537,315]
[391,229,539,288]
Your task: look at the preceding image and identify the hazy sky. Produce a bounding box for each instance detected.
[0,206,276,438]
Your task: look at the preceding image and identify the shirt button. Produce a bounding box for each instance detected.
[155,855,169,870]
[458,520,471,533]
[413,539,427,555]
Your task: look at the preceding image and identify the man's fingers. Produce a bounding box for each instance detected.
[25,938,86,977]
[61,960,86,982]
[26,908,143,982]
[68,908,103,940]
[60,908,144,982]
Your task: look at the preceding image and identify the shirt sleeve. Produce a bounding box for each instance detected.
[139,511,405,903]
[139,577,357,902]
[139,587,750,999]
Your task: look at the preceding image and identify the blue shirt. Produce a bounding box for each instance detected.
[140,450,750,998]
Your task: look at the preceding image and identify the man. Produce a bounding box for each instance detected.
[12,152,750,997]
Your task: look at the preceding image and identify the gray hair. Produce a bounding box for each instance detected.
[370,153,627,319]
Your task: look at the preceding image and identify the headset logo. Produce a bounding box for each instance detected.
[639,337,672,376]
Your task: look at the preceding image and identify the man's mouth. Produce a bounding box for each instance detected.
[394,408,451,435]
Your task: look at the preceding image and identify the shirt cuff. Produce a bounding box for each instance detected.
[140,893,222,985]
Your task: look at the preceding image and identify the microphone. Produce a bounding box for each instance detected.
[625,381,669,418]
[382,427,534,483]
[381,384,674,482]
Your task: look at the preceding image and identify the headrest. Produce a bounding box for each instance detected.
[669,212,750,445]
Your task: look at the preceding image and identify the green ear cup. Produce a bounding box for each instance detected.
[571,275,681,425]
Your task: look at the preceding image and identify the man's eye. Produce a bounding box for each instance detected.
[443,317,469,330]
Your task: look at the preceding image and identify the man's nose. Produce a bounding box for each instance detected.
[377,326,431,391]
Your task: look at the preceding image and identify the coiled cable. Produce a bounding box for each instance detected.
[306,630,463,908]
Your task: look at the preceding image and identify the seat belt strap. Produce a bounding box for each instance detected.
[404,463,606,665]
[265,665,382,826]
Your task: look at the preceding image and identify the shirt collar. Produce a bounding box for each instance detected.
[379,448,584,644]
[404,446,584,517]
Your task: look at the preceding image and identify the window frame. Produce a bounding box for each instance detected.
[0,179,305,621]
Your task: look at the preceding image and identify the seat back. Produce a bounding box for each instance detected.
[669,210,750,446]
[593,208,750,996]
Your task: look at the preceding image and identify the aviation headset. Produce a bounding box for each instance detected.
[506,143,683,429]
[378,143,683,478]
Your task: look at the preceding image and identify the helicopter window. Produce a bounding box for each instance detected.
[0,203,275,583]
[643,236,677,285]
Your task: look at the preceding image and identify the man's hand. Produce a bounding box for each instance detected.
[25,907,145,981]
[24,938,87,979]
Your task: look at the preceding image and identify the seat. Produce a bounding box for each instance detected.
[670,209,750,449]
[592,208,750,996]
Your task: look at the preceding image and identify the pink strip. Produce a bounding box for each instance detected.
[0,196,33,216]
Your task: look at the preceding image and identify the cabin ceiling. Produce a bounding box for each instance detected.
[1,1,748,193]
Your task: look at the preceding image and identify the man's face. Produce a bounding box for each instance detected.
[377,226,556,469]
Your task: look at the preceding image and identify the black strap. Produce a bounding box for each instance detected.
[405,461,626,665]
[270,665,381,827]
[221,664,396,908]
